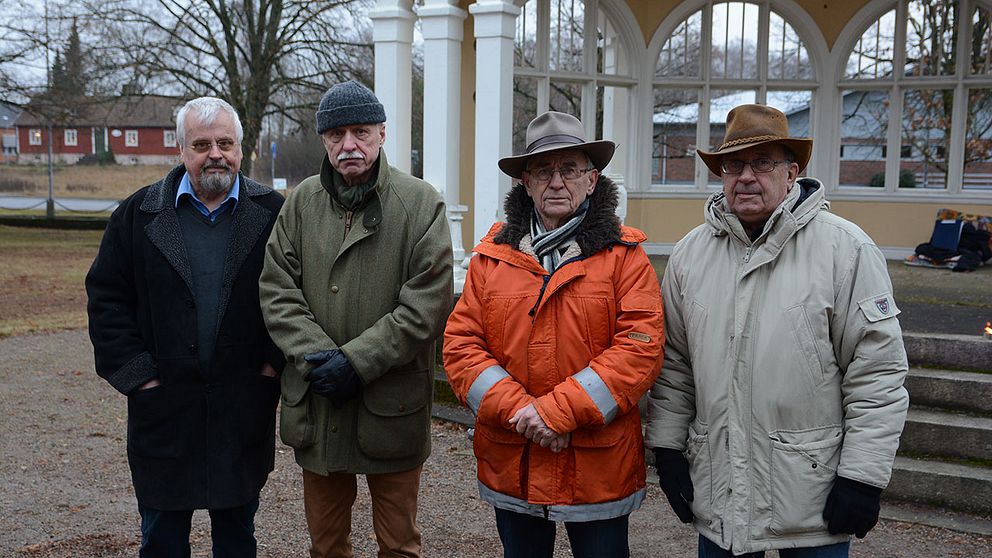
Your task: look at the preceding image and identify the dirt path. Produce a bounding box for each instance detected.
[1,329,990,557]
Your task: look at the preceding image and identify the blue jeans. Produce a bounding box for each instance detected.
[494,507,630,558]
[138,498,260,558]
[698,534,850,558]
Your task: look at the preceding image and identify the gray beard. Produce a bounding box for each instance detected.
[197,167,235,197]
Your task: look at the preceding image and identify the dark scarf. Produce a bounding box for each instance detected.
[326,157,381,211]
[530,199,590,272]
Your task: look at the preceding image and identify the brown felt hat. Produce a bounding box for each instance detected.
[498,111,616,179]
[697,104,813,176]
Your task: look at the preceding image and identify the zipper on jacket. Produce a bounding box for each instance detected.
[743,245,752,263]
[344,211,353,240]
[528,275,551,320]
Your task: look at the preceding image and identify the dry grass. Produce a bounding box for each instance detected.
[0,225,102,337]
[0,165,174,200]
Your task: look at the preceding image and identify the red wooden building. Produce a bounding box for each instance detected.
[14,95,181,165]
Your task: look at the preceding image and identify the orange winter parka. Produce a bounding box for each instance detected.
[443,179,664,521]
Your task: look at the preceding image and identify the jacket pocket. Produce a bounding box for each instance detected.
[127,384,195,459]
[357,368,432,460]
[685,421,716,524]
[768,426,843,535]
[785,304,825,386]
[279,368,316,449]
[571,412,640,501]
[475,423,527,496]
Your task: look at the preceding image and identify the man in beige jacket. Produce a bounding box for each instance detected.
[645,104,909,557]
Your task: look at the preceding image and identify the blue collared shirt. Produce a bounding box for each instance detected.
[175,172,240,222]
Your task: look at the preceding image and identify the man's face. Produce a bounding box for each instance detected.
[522,149,598,230]
[321,123,386,186]
[720,144,799,231]
[179,110,242,198]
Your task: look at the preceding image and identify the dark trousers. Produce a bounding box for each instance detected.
[698,534,850,558]
[494,507,630,558]
[138,497,260,558]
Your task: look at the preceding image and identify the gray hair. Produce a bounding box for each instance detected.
[175,97,244,146]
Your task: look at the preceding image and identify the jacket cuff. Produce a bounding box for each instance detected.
[109,352,157,395]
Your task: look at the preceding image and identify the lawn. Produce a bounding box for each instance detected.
[0,164,175,200]
[0,225,103,337]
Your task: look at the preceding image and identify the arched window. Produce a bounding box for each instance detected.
[838,0,992,195]
[649,1,819,190]
[512,0,637,178]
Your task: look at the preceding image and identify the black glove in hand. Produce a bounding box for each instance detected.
[822,476,883,539]
[303,349,363,408]
[654,448,695,524]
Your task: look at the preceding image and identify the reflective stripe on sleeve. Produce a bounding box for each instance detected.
[573,366,618,424]
[466,365,510,415]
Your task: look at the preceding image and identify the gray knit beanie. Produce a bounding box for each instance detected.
[315,80,386,134]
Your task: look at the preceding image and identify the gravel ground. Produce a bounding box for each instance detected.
[2,329,991,557]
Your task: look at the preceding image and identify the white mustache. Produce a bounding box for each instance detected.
[337,151,363,162]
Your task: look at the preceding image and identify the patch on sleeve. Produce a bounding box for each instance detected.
[628,331,652,343]
[857,293,900,322]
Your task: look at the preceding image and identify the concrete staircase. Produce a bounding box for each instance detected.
[887,333,992,518]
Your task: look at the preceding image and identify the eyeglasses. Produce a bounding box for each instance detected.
[526,166,595,183]
[720,158,790,174]
[188,139,238,153]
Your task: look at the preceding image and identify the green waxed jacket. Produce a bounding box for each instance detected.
[259,150,454,474]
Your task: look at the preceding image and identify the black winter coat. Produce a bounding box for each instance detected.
[86,165,285,510]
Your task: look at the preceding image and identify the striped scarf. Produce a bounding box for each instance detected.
[530,199,589,272]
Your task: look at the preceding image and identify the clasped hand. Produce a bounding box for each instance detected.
[509,403,570,453]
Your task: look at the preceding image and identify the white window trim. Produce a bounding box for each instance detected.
[163,129,177,148]
[639,0,827,196]
[125,129,139,147]
[64,128,78,147]
[28,128,42,146]
[822,0,992,202]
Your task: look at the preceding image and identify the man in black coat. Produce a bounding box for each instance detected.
[86,97,284,557]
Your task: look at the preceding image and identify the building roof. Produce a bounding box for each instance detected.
[14,95,181,128]
[0,101,22,129]
[653,90,813,125]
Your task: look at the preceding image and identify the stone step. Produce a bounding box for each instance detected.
[903,332,992,372]
[906,368,992,414]
[900,408,992,461]
[887,456,992,516]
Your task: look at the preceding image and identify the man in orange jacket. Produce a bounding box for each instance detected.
[443,111,665,558]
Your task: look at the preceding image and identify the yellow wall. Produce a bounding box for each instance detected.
[625,198,992,251]
[625,0,868,49]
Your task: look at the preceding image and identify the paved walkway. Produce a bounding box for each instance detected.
[0,195,119,213]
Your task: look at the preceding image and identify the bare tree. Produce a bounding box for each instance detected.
[86,0,374,174]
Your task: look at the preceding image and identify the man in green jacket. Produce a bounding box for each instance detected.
[259,80,453,558]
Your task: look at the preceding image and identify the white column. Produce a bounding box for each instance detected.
[469,0,520,245]
[370,0,415,173]
[419,0,469,291]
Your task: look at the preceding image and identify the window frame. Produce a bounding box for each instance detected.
[28,128,42,146]
[64,128,78,147]
[125,129,139,148]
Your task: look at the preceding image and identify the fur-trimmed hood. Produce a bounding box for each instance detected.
[492,175,624,257]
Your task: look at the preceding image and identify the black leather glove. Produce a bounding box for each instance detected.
[303,349,363,408]
[654,448,694,524]
[822,476,883,538]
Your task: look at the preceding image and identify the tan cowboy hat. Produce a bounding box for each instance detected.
[697,104,813,176]
[498,111,616,179]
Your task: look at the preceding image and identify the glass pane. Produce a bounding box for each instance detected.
[652,88,699,186]
[901,88,953,189]
[963,88,992,190]
[549,0,585,73]
[513,77,539,156]
[656,9,702,78]
[514,0,539,69]
[708,90,757,184]
[972,4,992,75]
[711,2,760,80]
[839,90,889,187]
[768,11,812,80]
[906,0,957,77]
[598,85,629,142]
[596,9,625,76]
[549,80,582,116]
[845,9,896,79]
[767,91,812,137]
